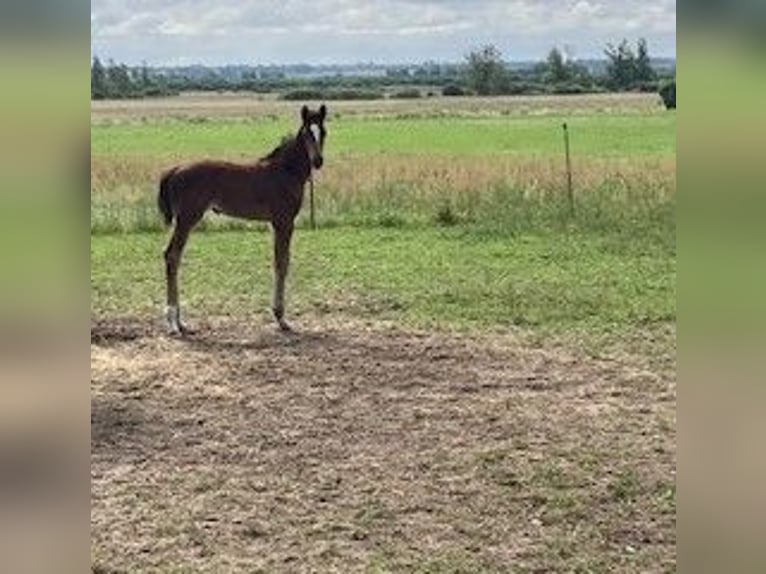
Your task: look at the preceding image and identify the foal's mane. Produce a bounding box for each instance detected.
[262,134,297,162]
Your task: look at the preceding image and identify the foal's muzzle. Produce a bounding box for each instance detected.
[313,155,324,169]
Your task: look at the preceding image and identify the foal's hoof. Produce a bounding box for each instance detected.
[272,307,293,333]
[167,326,183,338]
[167,323,194,337]
[165,306,194,337]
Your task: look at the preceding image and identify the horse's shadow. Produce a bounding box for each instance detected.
[91,319,344,461]
[178,323,338,354]
[91,315,346,356]
[91,394,162,458]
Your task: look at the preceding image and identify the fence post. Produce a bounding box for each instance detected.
[562,122,574,216]
[309,175,316,230]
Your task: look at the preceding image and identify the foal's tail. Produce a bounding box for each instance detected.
[158,167,178,226]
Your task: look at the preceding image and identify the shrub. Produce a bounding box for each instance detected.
[504,82,546,95]
[281,89,325,101]
[659,80,676,109]
[636,80,660,93]
[281,88,383,101]
[548,82,590,95]
[435,203,459,226]
[391,89,422,99]
[332,89,383,100]
[442,84,466,96]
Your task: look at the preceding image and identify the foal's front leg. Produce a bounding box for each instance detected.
[163,214,203,336]
[271,222,294,332]
[164,224,192,335]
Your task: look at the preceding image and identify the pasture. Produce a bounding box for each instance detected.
[91,93,676,572]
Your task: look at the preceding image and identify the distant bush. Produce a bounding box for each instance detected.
[332,89,383,100]
[442,84,467,96]
[140,85,180,98]
[659,80,676,109]
[280,88,383,101]
[391,89,422,99]
[504,82,546,95]
[547,82,590,95]
[280,89,325,101]
[635,80,660,93]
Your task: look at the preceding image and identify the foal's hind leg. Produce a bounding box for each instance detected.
[163,219,195,335]
[271,221,294,332]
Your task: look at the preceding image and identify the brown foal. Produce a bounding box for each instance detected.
[157,104,327,334]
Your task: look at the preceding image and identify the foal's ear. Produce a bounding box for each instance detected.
[301,105,309,123]
[319,104,327,120]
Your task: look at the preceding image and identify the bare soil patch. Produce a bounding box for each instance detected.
[91,316,675,572]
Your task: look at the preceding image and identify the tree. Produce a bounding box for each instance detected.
[604,39,637,90]
[91,57,107,99]
[567,61,593,86]
[107,61,134,98]
[635,38,656,83]
[465,45,508,95]
[545,47,570,84]
[140,61,152,90]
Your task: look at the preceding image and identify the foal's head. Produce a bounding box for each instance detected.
[298,104,327,170]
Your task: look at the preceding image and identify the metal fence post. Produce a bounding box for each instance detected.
[563,122,574,216]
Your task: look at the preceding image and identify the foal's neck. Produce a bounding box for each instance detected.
[277,137,312,183]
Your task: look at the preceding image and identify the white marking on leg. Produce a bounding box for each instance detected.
[166,305,181,333]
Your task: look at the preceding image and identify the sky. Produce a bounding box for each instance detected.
[91,0,676,66]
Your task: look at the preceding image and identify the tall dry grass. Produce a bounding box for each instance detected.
[91,152,675,241]
[91,92,663,125]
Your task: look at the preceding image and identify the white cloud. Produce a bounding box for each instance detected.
[571,0,601,18]
[90,0,676,64]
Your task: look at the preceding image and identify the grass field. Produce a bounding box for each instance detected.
[92,226,674,338]
[92,113,675,157]
[91,92,676,573]
[91,93,674,234]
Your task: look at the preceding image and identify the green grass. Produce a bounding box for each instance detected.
[91,99,675,346]
[91,226,674,340]
[91,113,675,158]
[90,111,675,235]
[330,114,675,157]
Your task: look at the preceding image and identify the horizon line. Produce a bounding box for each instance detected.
[91,55,678,68]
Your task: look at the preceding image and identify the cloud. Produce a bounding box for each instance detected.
[90,0,676,64]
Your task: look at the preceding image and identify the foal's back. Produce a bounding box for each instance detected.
[170,158,296,222]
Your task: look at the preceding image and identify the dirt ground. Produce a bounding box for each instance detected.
[91,316,675,573]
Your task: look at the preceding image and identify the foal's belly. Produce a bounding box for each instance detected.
[210,198,272,221]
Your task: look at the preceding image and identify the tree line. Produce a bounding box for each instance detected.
[91,57,178,99]
[92,39,675,103]
[463,39,675,108]
[465,39,671,95]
